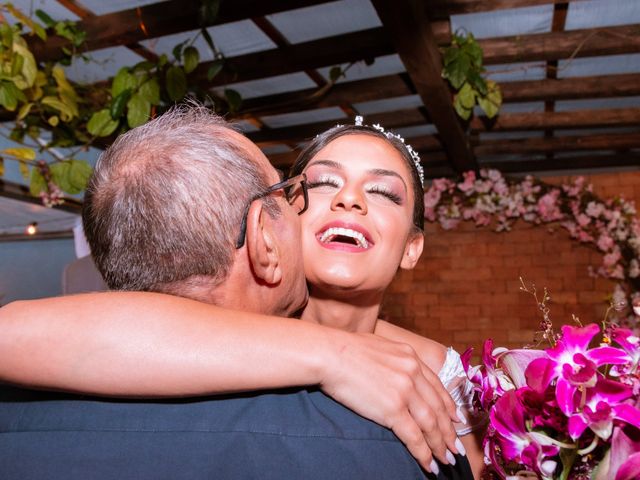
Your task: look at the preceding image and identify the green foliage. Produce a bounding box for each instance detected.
[0,1,241,205]
[442,31,502,120]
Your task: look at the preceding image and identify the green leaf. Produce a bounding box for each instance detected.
[17,102,32,120]
[13,42,38,88]
[443,47,460,67]
[464,34,483,68]
[111,67,136,97]
[5,4,47,41]
[453,94,472,120]
[458,82,476,109]
[224,88,242,113]
[35,9,56,28]
[87,109,120,137]
[19,161,29,180]
[67,159,92,193]
[133,61,155,72]
[0,23,13,48]
[172,41,187,62]
[10,53,24,77]
[30,167,47,196]
[50,161,70,193]
[467,69,487,96]
[126,93,150,128]
[329,66,343,83]
[206,60,224,81]
[201,27,216,55]
[138,78,160,104]
[110,88,132,119]
[41,95,75,121]
[48,115,59,126]
[158,54,168,68]
[444,54,470,90]
[3,147,36,161]
[0,82,18,111]
[165,66,187,101]
[478,80,502,119]
[183,46,200,74]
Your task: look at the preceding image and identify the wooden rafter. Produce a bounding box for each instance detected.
[371,0,477,173]
[474,132,640,156]
[0,179,82,215]
[27,0,337,62]
[471,108,640,132]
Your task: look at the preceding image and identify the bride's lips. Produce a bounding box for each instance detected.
[315,221,374,253]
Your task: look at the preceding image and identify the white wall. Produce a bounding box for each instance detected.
[0,238,76,305]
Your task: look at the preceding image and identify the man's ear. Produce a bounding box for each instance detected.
[245,200,282,285]
[400,231,424,270]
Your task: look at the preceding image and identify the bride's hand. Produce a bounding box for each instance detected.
[318,330,463,474]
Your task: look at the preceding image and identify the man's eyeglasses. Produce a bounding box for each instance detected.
[235,173,308,249]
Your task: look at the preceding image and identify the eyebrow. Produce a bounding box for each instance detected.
[307,159,408,192]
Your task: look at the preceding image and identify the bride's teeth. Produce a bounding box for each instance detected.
[319,227,369,248]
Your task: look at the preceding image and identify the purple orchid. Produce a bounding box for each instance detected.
[567,377,640,440]
[489,391,559,479]
[525,324,629,415]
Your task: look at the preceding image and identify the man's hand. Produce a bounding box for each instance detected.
[319,331,463,473]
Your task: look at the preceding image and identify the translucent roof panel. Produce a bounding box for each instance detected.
[450,5,553,40]
[213,72,318,100]
[555,96,640,111]
[260,107,347,129]
[354,95,423,115]
[485,62,547,83]
[557,53,640,78]
[64,46,145,84]
[79,0,160,16]
[395,124,437,139]
[566,0,640,30]
[141,20,276,61]
[8,0,80,20]
[267,0,381,44]
[317,54,406,83]
[478,102,545,115]
[555,127,640,136]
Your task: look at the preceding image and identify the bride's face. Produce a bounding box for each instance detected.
[297,134,424,293]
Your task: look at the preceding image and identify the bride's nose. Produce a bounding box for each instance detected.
[331,185,367,214]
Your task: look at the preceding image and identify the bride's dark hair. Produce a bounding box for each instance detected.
[289,125,425,231]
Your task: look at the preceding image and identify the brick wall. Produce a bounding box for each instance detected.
[382,171,640,360]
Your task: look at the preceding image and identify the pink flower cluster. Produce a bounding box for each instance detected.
[462,324,640,479]
[424,170,640,327]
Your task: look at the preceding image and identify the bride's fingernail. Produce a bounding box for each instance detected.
[455,437,467,456]
[446,449,456,466]
[456,407,468,425]
[429,459,440,475]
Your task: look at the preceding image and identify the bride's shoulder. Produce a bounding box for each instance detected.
[374,320,448,374]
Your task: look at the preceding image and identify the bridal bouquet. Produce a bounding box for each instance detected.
[462,287,640,479]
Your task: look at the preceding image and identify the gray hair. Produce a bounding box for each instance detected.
[83,103,275,297]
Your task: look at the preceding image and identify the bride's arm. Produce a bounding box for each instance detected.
[375,320,486,479]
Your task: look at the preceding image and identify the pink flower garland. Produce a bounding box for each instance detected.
[424,169,640,328]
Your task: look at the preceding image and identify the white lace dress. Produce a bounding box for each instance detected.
[437,347,485,436]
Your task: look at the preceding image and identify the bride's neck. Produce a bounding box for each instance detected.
[300,288,383,333]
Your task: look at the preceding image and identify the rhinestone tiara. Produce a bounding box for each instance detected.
[352,115,424,186]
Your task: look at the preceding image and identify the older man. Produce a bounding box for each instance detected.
[0,105,472,479]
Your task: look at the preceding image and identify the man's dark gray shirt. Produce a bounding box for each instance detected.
[0,386,472,479]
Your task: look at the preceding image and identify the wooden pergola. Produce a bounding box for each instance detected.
[2,0,640,232]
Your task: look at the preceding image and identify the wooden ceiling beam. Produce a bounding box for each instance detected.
[480,24,640,65]
[28,0,336,62]
[474,132,640,156]
[371,0,477,173]
[0,179,83,214]
[437,0,588,16]
[501,73,640,103]
[480,152,640,174]
[471,108,640,132]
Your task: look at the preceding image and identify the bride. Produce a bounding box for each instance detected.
[0,112,485,477]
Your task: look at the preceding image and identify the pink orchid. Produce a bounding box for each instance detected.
[611,328,640,373]
[489,391,559,478]
[566,377,640,440]
[457,170,476,193]
[525,324,629,415]
[597,233,615,252]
